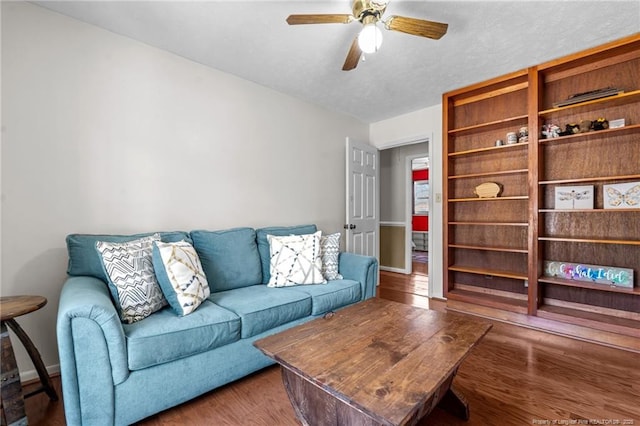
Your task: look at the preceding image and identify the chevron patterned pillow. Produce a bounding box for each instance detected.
[97,234,167,323]
[320,233,343,281]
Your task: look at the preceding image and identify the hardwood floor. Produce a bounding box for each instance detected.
[21,268,640,425]
[378,260,430,310]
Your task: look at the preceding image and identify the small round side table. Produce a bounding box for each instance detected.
[1,295,58,425]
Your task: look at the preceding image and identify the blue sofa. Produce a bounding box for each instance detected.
[56,225,378,425]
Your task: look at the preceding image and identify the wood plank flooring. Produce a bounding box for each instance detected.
[20,267,640,425]
[378,261,430,310]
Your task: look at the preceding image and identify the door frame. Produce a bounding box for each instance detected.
[376,137,431,277]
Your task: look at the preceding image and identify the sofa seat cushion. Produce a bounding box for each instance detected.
[209,285,312,338]
[123,300,241,370]
[287,279,362,315]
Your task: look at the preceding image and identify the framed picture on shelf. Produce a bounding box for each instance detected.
[554,185,594,209]
[603,181,640,209]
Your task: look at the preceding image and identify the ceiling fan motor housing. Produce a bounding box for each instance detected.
[352,0,387,22]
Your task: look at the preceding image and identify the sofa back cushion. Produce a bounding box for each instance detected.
[255,224,317,284]
[191,228,262,292]
[66,231,191,282]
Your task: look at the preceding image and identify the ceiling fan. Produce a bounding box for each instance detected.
[286,0,448,71]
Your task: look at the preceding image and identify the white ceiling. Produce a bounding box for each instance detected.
[33,1,640,123]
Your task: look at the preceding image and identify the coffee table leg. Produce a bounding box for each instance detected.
[280,367,380,426]
[281,367,313,426]
[6,319,58,401]
[437,385,469,421]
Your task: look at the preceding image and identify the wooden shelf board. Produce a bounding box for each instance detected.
[449,196,528,202]
[449,168,528,180]
[448,265,527,280]
[537,305,640,338]
[448,142,528,157]
[449,221,528,227]
[539,90,640,115]
[538,276,640,295]
[539,174,640,185]
[448,114,528,135]
[455,283,528,300]
[446,288,528,314]
[538,40,640,80]
[449,244,528,254]
[444,299,640,353]
[539,237,640,245]
[446,68,528,100]
[452,81,528,107]
[539,208,640,213]
[538,123,640,146]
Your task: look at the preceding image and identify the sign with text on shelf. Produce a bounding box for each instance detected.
[544,261,634,288]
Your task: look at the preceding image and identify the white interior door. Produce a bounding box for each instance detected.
[345,138,379,258]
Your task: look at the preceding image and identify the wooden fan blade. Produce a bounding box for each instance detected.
[385,15,448,39]
[286,14,353,25]
[342,37,362,71]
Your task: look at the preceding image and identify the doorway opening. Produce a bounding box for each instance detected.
[378,143,430,307]
[378,142,429,278]
[411,156,429,277]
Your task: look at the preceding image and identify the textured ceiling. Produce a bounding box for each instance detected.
[33,1,640,123]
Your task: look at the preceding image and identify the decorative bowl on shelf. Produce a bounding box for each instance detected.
[474,182,502,198]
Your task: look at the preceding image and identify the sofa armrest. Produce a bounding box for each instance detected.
[57,276,128,426]
[338,252,378,300]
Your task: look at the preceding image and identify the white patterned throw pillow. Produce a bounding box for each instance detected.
[96,234,167,324]
[152,240,210,316]
[267,231,326,287]
[321,233,343,281]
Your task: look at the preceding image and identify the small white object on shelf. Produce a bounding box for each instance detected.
[609,118,626,129]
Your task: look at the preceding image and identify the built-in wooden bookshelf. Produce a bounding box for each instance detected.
[443,34,640,352]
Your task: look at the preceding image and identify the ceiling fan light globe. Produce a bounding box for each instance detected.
[358,23,383,54]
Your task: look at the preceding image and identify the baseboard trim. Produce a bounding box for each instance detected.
[20,364,60,384]
[380,266,409,274]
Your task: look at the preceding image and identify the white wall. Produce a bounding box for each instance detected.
[1,2,368,378]
[370,105,444,298]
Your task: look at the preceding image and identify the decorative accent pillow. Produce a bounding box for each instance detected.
[267,231,326,287]
[152,240,210,316]
[321,233,343,281]
[96,234,167,324]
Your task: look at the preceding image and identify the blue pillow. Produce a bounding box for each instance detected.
[255,224,317,284]
[66,231,191,282]
[190,228,262,292]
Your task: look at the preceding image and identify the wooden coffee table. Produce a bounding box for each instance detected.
[255,298,491,426]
